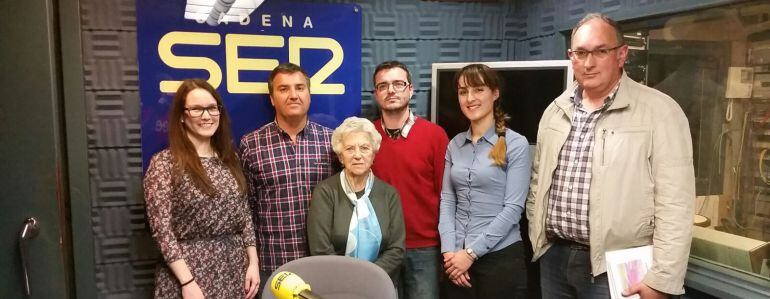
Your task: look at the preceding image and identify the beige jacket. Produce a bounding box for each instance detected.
[526,72,695,295]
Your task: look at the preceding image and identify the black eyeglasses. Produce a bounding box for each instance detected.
[568,44,624,60]
[185,105,221,118]
[375,80,410,93]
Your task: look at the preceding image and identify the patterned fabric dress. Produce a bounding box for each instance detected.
[144,149,256,298]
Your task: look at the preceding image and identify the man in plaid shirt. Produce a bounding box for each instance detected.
[240,63,337,295]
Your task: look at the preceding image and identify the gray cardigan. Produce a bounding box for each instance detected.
[307,172,405,280]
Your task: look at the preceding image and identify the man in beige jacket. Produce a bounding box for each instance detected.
[527,13,695,299]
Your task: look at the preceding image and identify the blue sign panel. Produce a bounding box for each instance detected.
[137,0,361,169]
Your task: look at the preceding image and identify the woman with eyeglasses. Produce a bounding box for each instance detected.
[307,117,405,284]
[438,64,530,298]
[144,79,259,298]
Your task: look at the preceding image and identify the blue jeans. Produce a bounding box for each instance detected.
[540,242,610,299]
[401,247,440,299]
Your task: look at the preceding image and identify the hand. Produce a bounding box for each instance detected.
[441,251,456,275]
[442,252,470,287]
[244,263,260,298]
[181,281,205,299]
[622,282,668,299]
[442,252,455,263]
[450,271,472,288]
[441,252,455,274]
[443,249,474,285]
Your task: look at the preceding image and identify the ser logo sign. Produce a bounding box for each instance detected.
[158,0,343,94]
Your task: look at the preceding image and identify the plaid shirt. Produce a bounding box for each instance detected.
[239,121,336,273]
[546,84,619,244]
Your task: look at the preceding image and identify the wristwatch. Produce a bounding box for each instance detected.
[465,248,478,261]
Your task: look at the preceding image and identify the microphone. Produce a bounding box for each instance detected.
[270,271,323,299]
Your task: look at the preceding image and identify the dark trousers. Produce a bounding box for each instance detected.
[443,242,528,299]
[540,241,610,299]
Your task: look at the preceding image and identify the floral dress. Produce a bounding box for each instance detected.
[144,149,256,298]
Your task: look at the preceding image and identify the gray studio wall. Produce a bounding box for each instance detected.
[77,0,731,297]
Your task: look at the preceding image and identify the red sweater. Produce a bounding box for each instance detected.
[372,117,449,249]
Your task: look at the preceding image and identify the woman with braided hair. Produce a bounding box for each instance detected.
[438,64,530,298]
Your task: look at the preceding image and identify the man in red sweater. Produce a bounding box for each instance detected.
[370,61,449,299]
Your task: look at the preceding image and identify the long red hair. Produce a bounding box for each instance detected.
[167,79,247,195]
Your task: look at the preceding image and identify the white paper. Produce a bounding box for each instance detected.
[605,245,653,299]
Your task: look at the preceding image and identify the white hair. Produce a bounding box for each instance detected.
[331,117,382,155]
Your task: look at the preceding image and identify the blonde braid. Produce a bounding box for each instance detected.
[489,101,509,166]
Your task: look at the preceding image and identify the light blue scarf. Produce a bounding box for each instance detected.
[340,171,382,262]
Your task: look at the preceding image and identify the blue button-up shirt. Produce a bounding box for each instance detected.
[438,126,531,257]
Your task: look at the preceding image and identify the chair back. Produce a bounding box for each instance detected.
[261,255,397,299]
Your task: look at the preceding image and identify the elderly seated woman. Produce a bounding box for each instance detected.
[307,116,405,282]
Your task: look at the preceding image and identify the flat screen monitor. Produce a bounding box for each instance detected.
[430,60,573,143]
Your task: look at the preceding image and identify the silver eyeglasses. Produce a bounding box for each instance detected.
[568,44,624,60]
[375,80,410,93]
[185,105,221,118]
